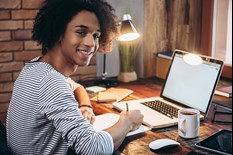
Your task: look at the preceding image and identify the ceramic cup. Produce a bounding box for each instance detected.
[178,108,200,139]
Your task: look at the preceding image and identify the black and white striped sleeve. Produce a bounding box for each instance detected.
[38,73,114,154]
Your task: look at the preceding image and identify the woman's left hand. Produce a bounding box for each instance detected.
[80,106,95,124]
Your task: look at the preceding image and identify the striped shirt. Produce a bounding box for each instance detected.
[65,77,81,92]
[6,57,114,155]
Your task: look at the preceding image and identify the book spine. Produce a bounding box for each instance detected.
[157,54,172,60]
[156,51,173,60]
[214,90,231,97]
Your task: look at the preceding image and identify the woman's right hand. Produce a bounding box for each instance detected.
[119,110,144,131]
[104,109,144,150]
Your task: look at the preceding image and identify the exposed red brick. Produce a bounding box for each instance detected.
[0,20,23,30]
[0,0,21,9]
[0,41,23,52]
[0,113,7,125]
[0,93,11,104]
[0,62,24,72]
[0,103,10,114]
[0,72,12,82]
[11,10,38,20]
[0,10,10,19]
[13,71,20,80]
[12,30,32,40]
[0,81,14,93]
[14,50,41,61]
[0,52,13,62]
[24,20,34,29]
[23,0,44,9]
[0,31,11,41]
[24,41,41,50]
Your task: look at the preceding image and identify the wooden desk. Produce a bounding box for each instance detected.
[82,77,232,155]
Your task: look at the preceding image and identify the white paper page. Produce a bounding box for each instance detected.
[92,113,151,137]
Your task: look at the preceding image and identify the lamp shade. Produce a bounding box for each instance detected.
[118,14,140,41]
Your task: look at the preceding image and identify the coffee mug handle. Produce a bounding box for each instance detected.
[178,118,186,135]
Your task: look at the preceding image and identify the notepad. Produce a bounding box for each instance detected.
[97,91,118,102]
[92,113,151,137]
[86,86,106,93]
[90,88,133,103]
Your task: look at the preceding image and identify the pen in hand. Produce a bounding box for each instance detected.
[126,103,129,112]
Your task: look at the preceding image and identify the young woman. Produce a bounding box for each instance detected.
[6,0,143,154]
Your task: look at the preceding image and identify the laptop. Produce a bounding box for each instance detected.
[113,49,224,129]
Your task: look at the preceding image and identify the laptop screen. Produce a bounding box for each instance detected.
[161,50,224,113]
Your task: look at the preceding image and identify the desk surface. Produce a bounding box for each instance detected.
[82,77,232,155]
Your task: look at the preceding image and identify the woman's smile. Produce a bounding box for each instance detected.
[77,49,95,55]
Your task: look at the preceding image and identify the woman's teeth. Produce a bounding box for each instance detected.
[78,50,93,55]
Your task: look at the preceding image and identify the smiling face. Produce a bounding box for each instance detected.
[60,10,101,67]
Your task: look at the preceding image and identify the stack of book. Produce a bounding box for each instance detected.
[214,86,232,97]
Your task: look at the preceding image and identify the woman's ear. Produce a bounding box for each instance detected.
[58,35,63,44]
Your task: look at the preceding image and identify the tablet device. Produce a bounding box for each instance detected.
[195,129,232,155]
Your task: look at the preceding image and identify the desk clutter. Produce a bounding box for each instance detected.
[86,86,133,103]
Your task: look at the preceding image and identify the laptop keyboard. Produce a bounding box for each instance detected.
[141,100,179,119]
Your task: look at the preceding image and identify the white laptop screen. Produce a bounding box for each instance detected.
[161,50,223,113]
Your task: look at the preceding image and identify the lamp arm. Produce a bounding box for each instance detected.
[102,53,107,80]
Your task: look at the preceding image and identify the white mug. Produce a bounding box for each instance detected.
[178,108,200,139]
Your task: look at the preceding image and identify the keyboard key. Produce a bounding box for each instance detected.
[141,100,179,118]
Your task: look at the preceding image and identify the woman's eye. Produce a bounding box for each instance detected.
[76,31,86,37]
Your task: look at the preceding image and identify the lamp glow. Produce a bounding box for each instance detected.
[118,14,140,42]
[118,33,140,41]
[183,53,203,65]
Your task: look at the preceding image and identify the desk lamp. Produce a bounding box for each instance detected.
[118,14,140,41]
[95,14,140,87]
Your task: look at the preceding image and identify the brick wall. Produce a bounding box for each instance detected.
[0,0,97,124]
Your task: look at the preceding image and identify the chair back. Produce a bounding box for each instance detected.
[0,121,12,155]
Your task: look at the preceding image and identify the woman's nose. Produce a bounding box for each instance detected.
[83,34,95,47]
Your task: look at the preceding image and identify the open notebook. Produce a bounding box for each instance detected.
[113,49,224,129]
[92,113,151,137]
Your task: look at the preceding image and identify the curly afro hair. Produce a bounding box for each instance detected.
[32,0,118,55]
